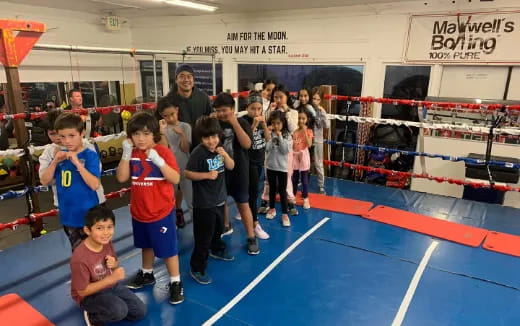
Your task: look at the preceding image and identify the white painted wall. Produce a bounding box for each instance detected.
[508,67,520,100]
[0,2,136,83]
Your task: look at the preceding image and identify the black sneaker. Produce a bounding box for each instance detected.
[176,209,186,229]
[221,225,233,237]
[169,281,184,304]
[190,270,212,285]
[288,202,299,216]
[247,237,260,255]
[127,270,155,289]
[257,200,269,214]
[210,250,235,261]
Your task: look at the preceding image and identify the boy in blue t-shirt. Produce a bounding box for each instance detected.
[40,112,101,250]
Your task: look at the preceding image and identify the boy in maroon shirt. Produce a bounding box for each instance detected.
[70,205,146,326]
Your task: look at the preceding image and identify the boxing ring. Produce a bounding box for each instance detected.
[0,92,519,326]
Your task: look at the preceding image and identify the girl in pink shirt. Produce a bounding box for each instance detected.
[292,108,314,209]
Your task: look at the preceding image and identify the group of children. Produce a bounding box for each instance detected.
[38,82,329,326]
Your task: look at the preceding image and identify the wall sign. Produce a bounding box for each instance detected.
[404,11,520,64]
[185,30,290,56]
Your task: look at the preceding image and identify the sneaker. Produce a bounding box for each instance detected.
[303,198,311,210]
[169,281,185,304]
[176,209,186,229]
[282,214,291,227]
[257,200,269,214]
[234,213,242,221]
[190,270,212,285]
[210,250,235,261]
[266,208,276,220]
[127,270,155,289]
[319,187,326,195]
[221,225,233,237]
[247,237,260,255]
[288,203,299,216]
[254,223,270,240]
[84,311,104,326]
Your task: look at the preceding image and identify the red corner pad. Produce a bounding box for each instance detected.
[0,293,54,325]
[483,231,520,258]
[363,205,488,247]
[294,193,373,216]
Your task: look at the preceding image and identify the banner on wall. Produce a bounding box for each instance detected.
[404,11,520,64]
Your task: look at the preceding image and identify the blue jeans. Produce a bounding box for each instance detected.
[80,282,146,324]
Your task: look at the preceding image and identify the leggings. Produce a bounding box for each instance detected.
[266,169,288,214]
[292,170,309,198]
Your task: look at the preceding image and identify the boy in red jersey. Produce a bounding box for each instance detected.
[116,111,184,305]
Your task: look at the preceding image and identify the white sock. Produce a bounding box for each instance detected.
[170,275,181,284]
[142,268,153,274]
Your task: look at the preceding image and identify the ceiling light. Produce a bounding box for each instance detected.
[163,0,217,12]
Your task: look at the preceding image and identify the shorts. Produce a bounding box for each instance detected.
[132,209,178,258]
[226,176,249,204]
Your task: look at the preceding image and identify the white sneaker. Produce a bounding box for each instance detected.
[83,311,93,326]
[254,223,270,240]
[303,198,310,209]
[281,214,291,227]
[235,213,242,220]
[266,208,276,220]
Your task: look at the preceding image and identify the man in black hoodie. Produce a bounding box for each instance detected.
[165,64,212,148]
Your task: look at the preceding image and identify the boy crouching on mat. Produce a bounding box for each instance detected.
[70,205,146,326]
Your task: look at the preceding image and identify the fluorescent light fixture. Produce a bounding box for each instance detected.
[163,0,217,11]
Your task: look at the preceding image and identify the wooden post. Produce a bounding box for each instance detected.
[0,20,46,238]
[319,85,336,177]
[5,67,42,237]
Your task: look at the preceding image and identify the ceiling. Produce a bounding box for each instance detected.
[5,0,429,17]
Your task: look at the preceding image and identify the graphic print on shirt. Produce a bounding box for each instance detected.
[93,261,110,281]
[130,157,164,187]
[207,154,225,173]
[221,128,234,159]
[58,158,86,188]
[252,128,266,150]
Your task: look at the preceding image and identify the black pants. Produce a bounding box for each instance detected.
[63,226,87,251]
[190,205,227,273]
[248,163,263,222]
[267,169,288,214]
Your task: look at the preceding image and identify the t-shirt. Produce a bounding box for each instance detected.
[130,144,179,222]
[185,144,227,209]
[166,87,211,148]
[39,139,106,207]
[293,128,314,152]
[313,107,330,144]
[242,115,267,166]
[70,241,117,305]
[55,148,100,228]
[219,118,252,188]
[164,121,191,171]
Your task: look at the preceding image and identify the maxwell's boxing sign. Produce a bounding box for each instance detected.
[404,12,520,63]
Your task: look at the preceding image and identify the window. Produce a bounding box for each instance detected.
[382,65,431,119]
[238,64,363,96]
[140,60,163,102]
[168,62,223,96]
